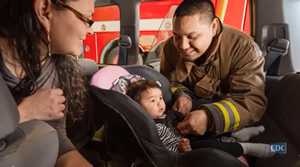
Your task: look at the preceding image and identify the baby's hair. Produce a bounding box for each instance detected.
[127,80,161,102]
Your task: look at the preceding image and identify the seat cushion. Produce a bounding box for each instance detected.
[0,120,58,167]
[0,75,19,139]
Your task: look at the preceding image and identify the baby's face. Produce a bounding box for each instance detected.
[139,88,166,119]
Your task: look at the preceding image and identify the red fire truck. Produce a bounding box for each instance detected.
[83,0,252,64]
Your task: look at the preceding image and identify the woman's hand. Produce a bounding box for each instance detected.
[18,88,65,123]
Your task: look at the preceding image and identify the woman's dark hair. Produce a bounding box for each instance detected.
[0,0,86,122]
[127,80,161,102]
[174,0,216,23]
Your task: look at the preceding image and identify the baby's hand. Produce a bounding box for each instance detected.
[178,138,192,152]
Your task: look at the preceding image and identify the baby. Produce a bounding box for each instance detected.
[127,79,191,152]
[127,79,275,157]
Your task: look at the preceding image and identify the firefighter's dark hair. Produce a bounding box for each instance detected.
[0,0,86,122]
[174,0,216,23]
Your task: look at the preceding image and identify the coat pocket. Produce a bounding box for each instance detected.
[194,75,220,97]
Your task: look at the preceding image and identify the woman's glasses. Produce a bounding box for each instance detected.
[55,0,94,27]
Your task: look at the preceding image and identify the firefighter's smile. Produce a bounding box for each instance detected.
[182,50,197,58]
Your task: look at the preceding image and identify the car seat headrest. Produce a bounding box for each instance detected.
[91,65,144,94]
[91,65,130,89]
[0,75,19,139]
[91,65,172,106]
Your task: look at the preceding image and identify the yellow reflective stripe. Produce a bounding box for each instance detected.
[213,102,230,132]
[222,100,240,129]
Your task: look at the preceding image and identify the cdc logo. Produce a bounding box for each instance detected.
[271,143,287,154]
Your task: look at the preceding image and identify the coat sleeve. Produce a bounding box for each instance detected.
[47,117,75,156]
[160,38,194,99]
[200,40,267,135]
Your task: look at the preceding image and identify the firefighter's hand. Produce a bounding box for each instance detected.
[172,95,192,116]
[18,88,65,123]
[177,110,208,135]
[178,138,192,152]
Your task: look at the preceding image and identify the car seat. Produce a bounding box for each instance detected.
[0,75,59,167]
[90,65,245,167]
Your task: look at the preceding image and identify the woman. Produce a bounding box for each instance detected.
[0,0,95,166]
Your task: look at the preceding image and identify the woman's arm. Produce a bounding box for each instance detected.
[56,150,92,167]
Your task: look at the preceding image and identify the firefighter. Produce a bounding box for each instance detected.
[160,0,266,136]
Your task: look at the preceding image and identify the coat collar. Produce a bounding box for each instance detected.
[175,21,223,82]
